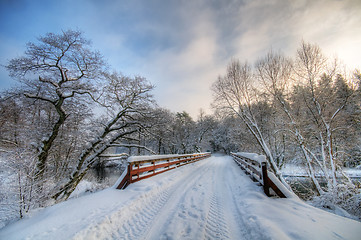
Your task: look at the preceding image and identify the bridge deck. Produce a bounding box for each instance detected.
[1,155,360,239]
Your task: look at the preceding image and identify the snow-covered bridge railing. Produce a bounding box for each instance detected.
[114,152,211,189]
[231,152,292,198]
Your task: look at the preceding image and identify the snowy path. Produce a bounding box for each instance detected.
[73,155,259,239]
[1,155,360,240]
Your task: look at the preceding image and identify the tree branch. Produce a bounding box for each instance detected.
[24,93,56,105]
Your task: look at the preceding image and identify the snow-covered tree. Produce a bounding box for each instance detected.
[212,59,291,190]
[6,30,106,180]
[2,30,157,206]
[292,42,360,199]
[53,72,155,201]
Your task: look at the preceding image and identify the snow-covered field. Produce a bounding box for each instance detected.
[281,164,361,178]
[0,155,360,240]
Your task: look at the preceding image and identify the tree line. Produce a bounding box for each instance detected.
[0,30,360,221]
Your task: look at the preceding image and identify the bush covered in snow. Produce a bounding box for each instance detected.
[310,183,361,221]
[69,179,110,199]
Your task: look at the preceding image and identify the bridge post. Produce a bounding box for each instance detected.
[116,163,132,189]
[127,164,132,184]
[261,162,270,197]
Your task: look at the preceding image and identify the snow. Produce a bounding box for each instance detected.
[267,171,299,199]
[281,164,309,177]
[127,153,209,163]
[1,155,360,240]
[233,152,267,164]
[232,152,299,198]
[111,165,128,189]
[128,154,181,162]
[281,164,361,179]
[68,180,108,199]
[99,153,129,158]
[344,168,361,178]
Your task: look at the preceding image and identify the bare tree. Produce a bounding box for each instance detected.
[194,110,216,152]
[6,30,106,179]
[53,72,155,200]
[212,59,291,190]
[256,50,323,194]
[294,42,357,190]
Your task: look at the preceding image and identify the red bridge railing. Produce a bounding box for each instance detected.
[231,152,291,198]
[115,152,211,189]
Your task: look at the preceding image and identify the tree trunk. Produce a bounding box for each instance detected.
[53,126,139,201]
[35,98,66,179]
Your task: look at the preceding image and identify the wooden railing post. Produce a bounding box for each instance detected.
[261,162,270,197]
[128,163,132,184]
[232,152,289,198]
[136,164,140,179]
[116,163,132,189]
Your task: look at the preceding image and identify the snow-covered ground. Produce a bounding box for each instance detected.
[281,164,361,178]
[0,155,360,240]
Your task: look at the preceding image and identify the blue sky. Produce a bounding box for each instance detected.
[1,0,360,118]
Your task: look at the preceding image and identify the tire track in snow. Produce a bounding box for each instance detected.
[117,188,171,239]
[223,157,271,240]
[142,160,214,239]
[72,158,211,240]
[144,156,233,240]
[73,156,269,240]
[72,185,173,240]
[204,194,231,240]
[202,157,233,240]
[125,161,212,240]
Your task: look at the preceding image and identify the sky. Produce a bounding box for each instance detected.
[0,0,360,118]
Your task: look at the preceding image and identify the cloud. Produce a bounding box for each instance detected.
[109,0,361,118]
[141,16,224,118]
[230,0,361,67]
[0,0,360,118]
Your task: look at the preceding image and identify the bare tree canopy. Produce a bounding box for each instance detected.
[212,41,361,216]
[6,30,107,179]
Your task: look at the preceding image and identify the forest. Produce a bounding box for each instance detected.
[0,30,360,226]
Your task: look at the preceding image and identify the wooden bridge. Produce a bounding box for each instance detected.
[115,152,211,190]
[112,152,292,198]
